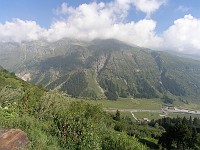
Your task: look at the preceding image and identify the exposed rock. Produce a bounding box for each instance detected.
[0,129,29,150]
[96,55,107,73]
[16,72,31,81]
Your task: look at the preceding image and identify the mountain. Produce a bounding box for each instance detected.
[0,39,200,101]
[167,50,200,61]
[0,66,3,70]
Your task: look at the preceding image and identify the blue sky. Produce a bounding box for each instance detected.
[0,0,105,27]
[0,0,199,31]
[0,0,200,54]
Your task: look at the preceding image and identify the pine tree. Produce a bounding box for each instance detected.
[115,110,121,121]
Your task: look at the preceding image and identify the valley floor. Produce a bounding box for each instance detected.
[81,98,200,121]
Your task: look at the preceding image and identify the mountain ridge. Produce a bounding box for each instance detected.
[0,38,200,101]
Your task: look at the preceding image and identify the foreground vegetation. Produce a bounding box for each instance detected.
[0,69,147,149]
[1,68,200,149]
[153,117,200,149]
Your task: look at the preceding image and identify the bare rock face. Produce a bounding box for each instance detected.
[0,129,29,150]
[16,72,32,82]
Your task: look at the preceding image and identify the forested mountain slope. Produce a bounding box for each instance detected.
[0,39,200,101]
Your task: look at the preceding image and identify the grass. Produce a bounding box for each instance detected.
[87,97,200,121]
[85,98,163,110]
[132,112,200,121]
[167,113,200,119]
[133,112,163,120]
[108,111,136,122]
[72,97,200,121]
[173,99,200,110]
[68,95,200,121]
[120,112,134,119]
[63,96,200,111]
[84,69,105,98]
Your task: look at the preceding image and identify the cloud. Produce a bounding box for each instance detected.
[163,14,200,54]
[46,2,114,41]
[46,0,163,48]
[108,20,163,49]
[114,0,167,18]
[0,19,45,42]
[55,1,130,22]
[0,0,165,47]
[1,0,200,55]
[131,0,167,18]
[55,3,76,15]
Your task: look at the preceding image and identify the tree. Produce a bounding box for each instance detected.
[159,119,193,150]
[193,117,200,127]
[189,116,193,125]
[174,121,192,149]
[115,110,121,121]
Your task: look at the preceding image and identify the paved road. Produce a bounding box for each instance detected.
[104,108,163,113]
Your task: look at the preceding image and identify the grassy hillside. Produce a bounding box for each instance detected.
[1,67,200,149]
[0,68,152,149]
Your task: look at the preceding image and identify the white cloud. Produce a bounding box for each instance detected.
[110,20,163,49]
[132,0,167,18]
[46,2,114,41]
[114,0,167,18]
[45,1,163,48]
[0,0,165,47]
[55,3,76,15]
[163,14,200,54]
[2,1,200,55]
[0,19,45,42]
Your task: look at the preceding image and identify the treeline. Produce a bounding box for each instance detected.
[149,117,200,150]
[135,78,158,99]
[99,79,119,100]
[161,68,186,96]
[60,71,88,97]
[99,77,158,100]
[152,52,186,97]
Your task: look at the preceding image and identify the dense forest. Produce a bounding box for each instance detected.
[150,117,200,149]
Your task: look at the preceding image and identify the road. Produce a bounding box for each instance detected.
[104,108,163,113]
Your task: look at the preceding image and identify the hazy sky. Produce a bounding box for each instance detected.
[0,0,200,54]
